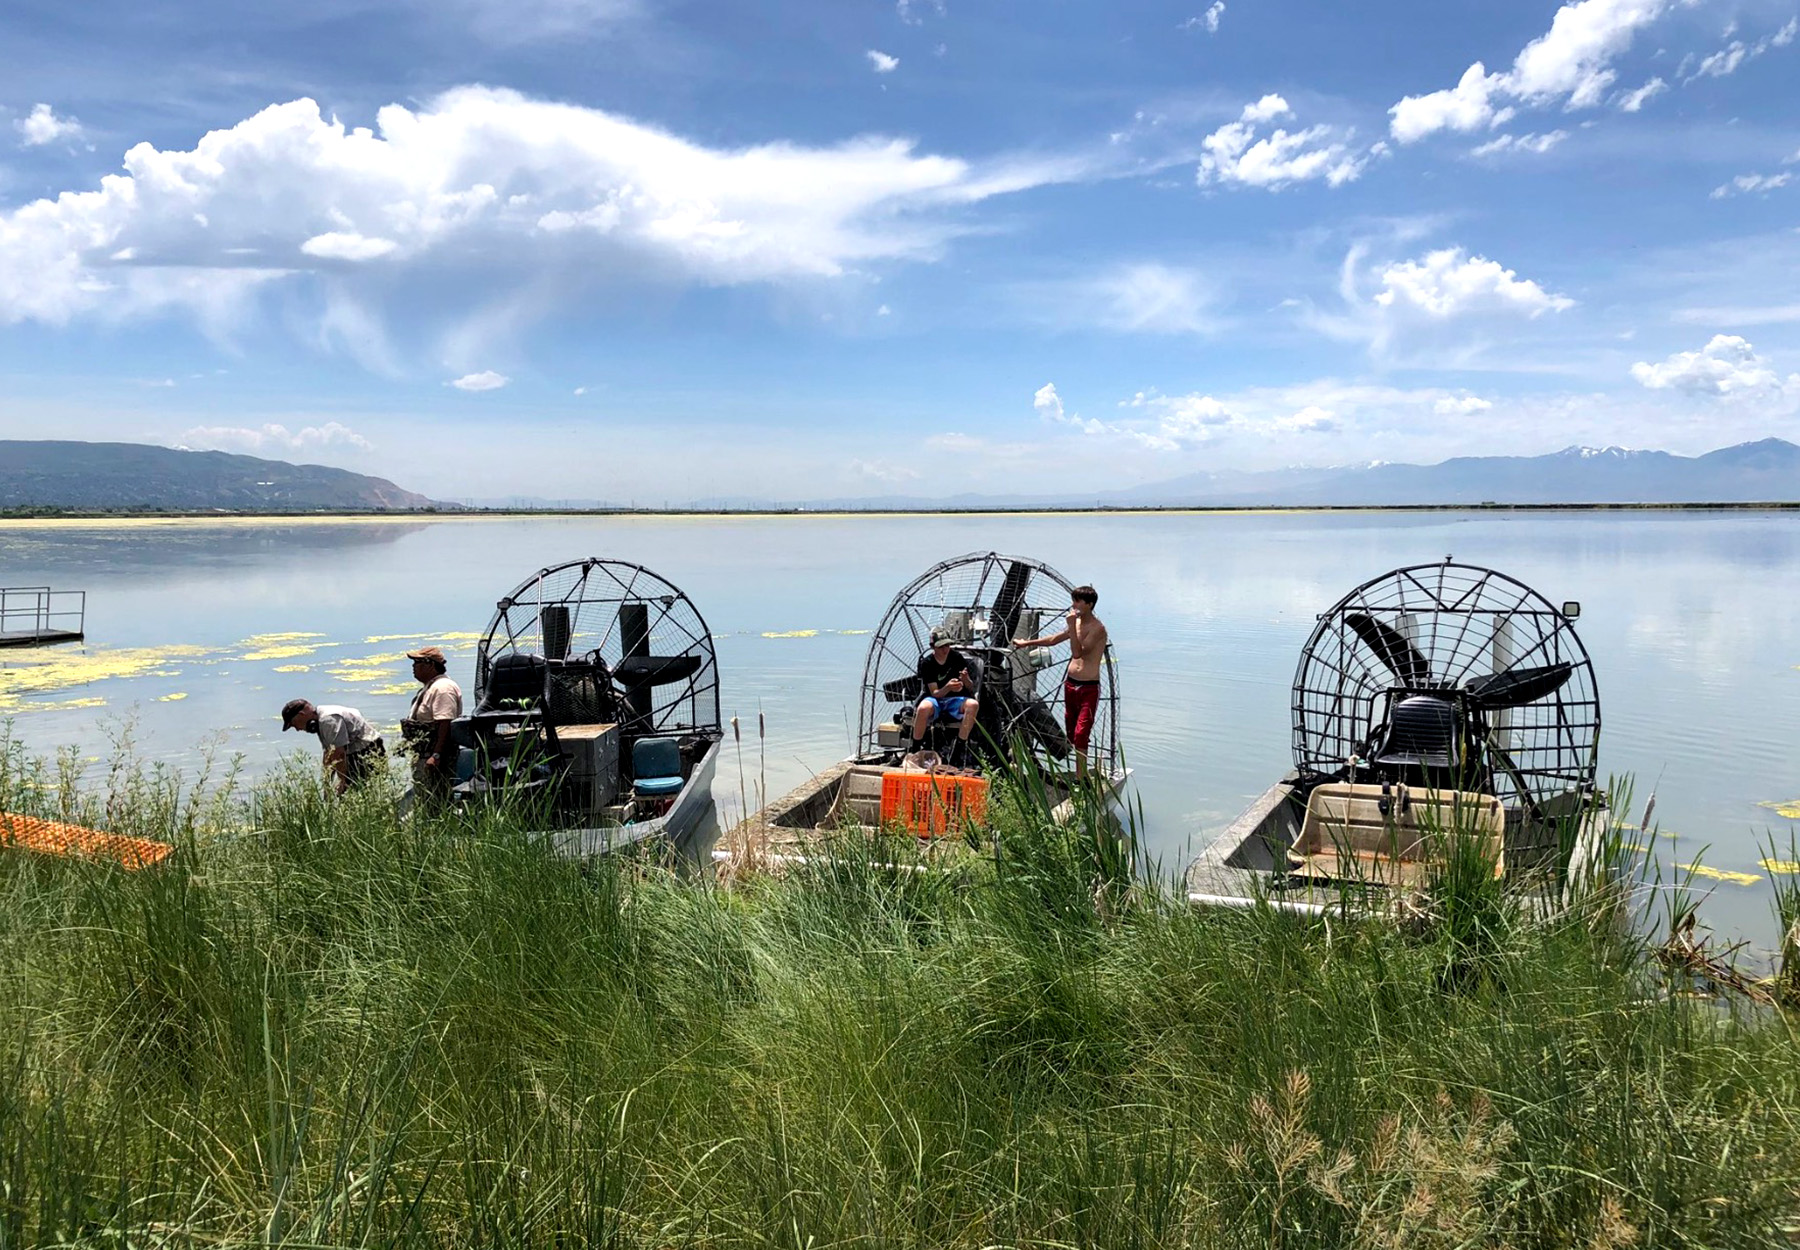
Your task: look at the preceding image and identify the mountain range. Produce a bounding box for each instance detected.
[797,438,1800,510]
[0,441,443,512]
[1,437,1796,512]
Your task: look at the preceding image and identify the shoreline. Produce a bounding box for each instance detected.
[3,499,1800,528]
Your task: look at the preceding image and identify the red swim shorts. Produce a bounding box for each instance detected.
[1064,678,1100,751]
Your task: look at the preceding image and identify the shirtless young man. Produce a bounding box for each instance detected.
[1013,585,1107,776]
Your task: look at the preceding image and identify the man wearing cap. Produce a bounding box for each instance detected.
[908,625,981,765]
[280,698,386,794]
[403,646,464,806]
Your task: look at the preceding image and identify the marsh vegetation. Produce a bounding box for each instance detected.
[2,729,1797,1248]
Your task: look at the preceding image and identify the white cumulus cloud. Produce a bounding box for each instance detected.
[0,86,1049,344]
[1433,394,1494,416]
[1390,0,1671,143]
[867,49,899,73]
[299,231,400,261]
[1197,95,1369,190]
[450,370,510,391]
[178,421,372,455]
[1630,334,1798,397]
[14,103,84,147]
[1373,248,1574,319]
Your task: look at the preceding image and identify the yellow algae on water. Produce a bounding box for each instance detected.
[272,664,310,673]
[0,644,210,711]
[363,631,482,644]
[240,632,325,644]
[156,692,189,702]
[325,653,412,682]
[840,629,872,635]
[365,683,415,696]
[1760,859,1800,875]
[762,630,819,639]
[1759,800,1800,820]
[20,696,107,711]
[242,643,336,661]
[1676,863,1762,886]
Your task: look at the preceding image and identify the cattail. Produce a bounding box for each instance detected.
[732,716,749,840]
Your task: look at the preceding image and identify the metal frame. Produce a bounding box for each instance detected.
[474,558,721,739]
[857,551,1121,774]
[0,586,85,646]
[1292,559,1600,813]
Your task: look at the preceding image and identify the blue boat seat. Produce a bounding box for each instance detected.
[632,737,685,797]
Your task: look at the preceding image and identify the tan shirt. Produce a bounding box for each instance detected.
[409,675,463,724]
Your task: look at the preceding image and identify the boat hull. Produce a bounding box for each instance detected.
[549,739,721,859]
[722,755,1129,865]
[1185,773,1610,909]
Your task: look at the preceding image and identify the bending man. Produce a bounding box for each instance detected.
[1014,584,1107,776]
[910,625,980,766]
[280,698,386,795]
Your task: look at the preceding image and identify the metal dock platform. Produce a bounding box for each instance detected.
[0,587,86,647]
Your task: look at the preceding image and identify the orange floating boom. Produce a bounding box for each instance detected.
[0,812,173,871]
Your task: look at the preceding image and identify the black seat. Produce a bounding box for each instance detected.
[1373,695,1456,768]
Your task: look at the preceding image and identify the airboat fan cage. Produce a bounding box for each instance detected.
[1292,561,1599,815]
[475,558,721,738]
[858,551,1120,773]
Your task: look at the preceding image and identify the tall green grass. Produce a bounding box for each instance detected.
[1,727,1798,1247]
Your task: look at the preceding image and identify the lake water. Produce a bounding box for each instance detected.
[2,511,1797,945]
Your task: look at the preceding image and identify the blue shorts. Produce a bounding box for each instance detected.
[922,695,969,721]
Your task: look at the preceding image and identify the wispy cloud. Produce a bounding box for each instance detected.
[178,421,372,454]
[1180,3,1225,34]
[866,49,899,73]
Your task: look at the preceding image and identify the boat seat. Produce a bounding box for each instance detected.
[631,737,685,797]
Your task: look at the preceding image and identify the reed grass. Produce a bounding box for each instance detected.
[1,726,1798,1247]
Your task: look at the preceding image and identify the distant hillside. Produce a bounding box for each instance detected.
[796,438,1800,510]
[1101,438,1800,507]
[0,441,444,512]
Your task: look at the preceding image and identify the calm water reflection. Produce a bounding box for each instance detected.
[2,512,1797,941]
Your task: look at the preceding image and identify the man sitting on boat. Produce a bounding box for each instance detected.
[909,625,980,766]
[1013,584,1107,777]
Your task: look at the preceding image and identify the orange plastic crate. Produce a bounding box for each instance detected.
[0,812,173,871]
[878,771,988,839]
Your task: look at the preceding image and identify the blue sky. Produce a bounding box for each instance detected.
[1,0,1797,502]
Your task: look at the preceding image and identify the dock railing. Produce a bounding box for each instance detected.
[0,586,86,642]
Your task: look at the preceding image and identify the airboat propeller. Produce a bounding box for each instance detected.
[1345,609,1575,709]
[475,558,721,736]
[858,551,1121,775]
[1294,560,1599,821]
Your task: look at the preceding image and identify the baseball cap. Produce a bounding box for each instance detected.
[280,698,309,730]
[929,625,956,647]
[407,646,447,665]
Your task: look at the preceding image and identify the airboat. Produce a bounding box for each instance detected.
[451,558,723,856]
[727,552,1126,857]
[1186,559,1607,908]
